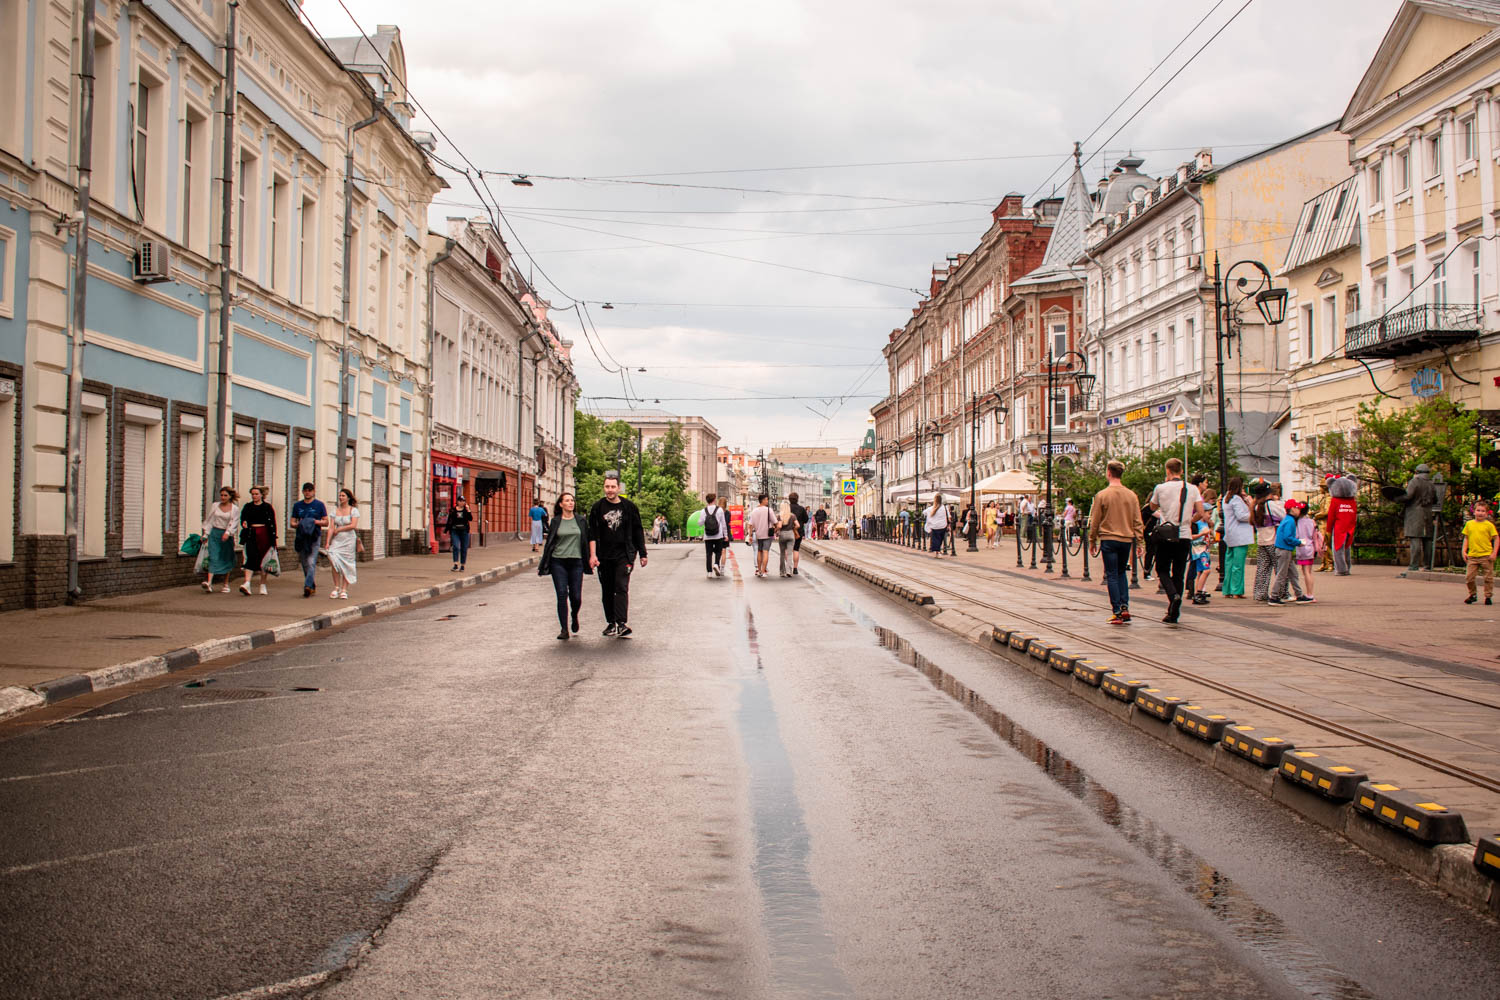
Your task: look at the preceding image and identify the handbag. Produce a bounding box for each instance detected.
[1152,481,1189,546]
[179,533,203,556]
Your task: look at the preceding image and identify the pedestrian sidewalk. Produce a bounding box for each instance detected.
[911,536,1499,673]
[0,539,539,718]
[811,538,1500,911]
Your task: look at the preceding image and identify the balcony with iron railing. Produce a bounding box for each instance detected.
[1344,303,1479,360]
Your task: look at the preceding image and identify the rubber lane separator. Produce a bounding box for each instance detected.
[1352,781,1469,845]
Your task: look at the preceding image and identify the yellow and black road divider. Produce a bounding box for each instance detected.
[810,545,1500,910]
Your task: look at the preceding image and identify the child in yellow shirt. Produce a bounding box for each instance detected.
[1462,503,1497,605]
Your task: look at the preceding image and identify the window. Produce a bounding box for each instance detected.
[1401,265,1415,300]
[178,415,204,543]
[236,151,258,273]
[1369,162,1383,204]
[1051,387,1068,429]
[181,116,195,246]
[1397,149,1411,193]
[120,405,163,555]
[1304,203,1320,234]
[1346,284,1361,319]
[1470,245,1482,305]
[1462,116,1478,162]
[1050,318,1067,359]
[78,393,108,558]
[299,196,317,307]
[1186,317,1196,368]
[91,35,116,208]
[1301,303,1314,360]
[131,74,164,228]
[0,225,12,318]
[1374,277,1387,314]
[269,176,289,292]
[1164,232,1176,275]
[1426,133,1442,179]
[1431,258,1447,306]
[1323,295,1337,359]
[1169,323,1181,374]
[1152,332,1163,382]
[1146,246,1158,289]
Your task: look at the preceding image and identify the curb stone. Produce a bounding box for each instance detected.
[809,544,1500,914]
[0,556,539,721]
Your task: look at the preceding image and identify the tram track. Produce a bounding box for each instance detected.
[823,544,1500,797]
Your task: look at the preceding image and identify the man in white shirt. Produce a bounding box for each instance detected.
[701,492,730,577]
[1147,457,1206,626]
[746,493,775,578]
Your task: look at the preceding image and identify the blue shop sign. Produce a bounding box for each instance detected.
[1410,368,1443,398]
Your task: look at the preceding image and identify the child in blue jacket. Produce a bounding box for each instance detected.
[1268,499,1308,605]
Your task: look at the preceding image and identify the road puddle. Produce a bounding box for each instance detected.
[854,608,1374,1000]
[730,552,852,997]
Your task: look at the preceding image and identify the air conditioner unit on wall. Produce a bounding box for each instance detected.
[1186,253,1203,271]
[133,240,170,283]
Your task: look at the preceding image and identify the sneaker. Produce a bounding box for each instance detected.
[603,623,618,636]
[615,624,632,639]
[303,587,312,598]
[1465,594,1477,604]
[1267,597,1284,606]
[239,583,251,596]
[259,584,268,596]
[793,567,799,575]
[571,616,579,634]
[331,590,341,599]
[1161,614,1179,627]
[1295,595,1315,603]
[1107,614,1126,625]
[221,585,231,593]
[1118,610,1132,624]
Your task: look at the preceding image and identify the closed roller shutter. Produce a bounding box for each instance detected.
[371,464,387,558]
[122,423,146,551]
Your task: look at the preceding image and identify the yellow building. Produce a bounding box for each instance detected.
[1332,0,1500,448]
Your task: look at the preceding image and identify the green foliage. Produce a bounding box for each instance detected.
[571,410,701,529]
[1031,432,1240,514]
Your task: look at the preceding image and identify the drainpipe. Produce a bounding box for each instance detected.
[209,2,239,505]
[65,0,99,600]
[423,238,455,553]
[335,103,381,491]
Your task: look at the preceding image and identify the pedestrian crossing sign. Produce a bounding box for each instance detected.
[841,478,857,496]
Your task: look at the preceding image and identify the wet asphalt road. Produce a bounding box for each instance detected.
[1,544,1498,999]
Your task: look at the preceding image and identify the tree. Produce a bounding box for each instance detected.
[1034,431,1239,514]
[656,422,690,489]
[571,410,701,530]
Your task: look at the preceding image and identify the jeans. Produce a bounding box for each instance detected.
[297,538,320,590]
[549,557,583,630]
[598,558,632,624]
[1100,539,1132,614]
[705,538,727,572]
[450,530,470,567]
[1224,545,1248,596]
[1270,548,1304,600]
[1153,538,1191,618]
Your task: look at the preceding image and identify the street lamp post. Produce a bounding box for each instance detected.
[1210,254,1289,567]
[1042,350,1095,573]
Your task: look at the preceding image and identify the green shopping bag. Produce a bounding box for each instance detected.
[179,533,203,556]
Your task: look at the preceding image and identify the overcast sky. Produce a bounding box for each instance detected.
[303,0,1404,453]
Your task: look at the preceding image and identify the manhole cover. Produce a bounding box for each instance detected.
[181,688,273,702]
[106,634,165,640]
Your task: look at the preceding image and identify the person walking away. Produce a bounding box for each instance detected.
[200,487,240,593]
[325,488,360,600]
[1462,503,1497,605]
[1063,498,1077,546]
[788,492,810,575]
[898,506,911,545]
[774,500,799,577]
[529,499,547,553]
[1220,477,1252,599]
[1250,480,1281,601]
[1267,499,1307,605]
[701,493,729,577]
[747,493,775,577]
[1312,475,1335,572]
[814,504,828,540]
[925,494,949,559]
[1295,504,1319,603]
[1089,460,1145,625]
[1147,457,1205,626]
[539,491,591,639]
[291,482,328,598]
[446,497,474,572]
[238,486,277,596]
[588,472,647,637]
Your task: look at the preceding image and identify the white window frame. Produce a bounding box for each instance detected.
[1461,115,1478,165]
[1397,149,1412,194]
[0,223,14,319]
[120,403,164,555]
[1048,316,1068,359]
[1425,132,1442,180]
[1369,162,1383,208]
[178,413,204,544]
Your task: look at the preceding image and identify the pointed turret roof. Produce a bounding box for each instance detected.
[1011,149,1093,290]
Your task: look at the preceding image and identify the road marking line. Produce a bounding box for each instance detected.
[0,824,284,876]
[0,733,361,783]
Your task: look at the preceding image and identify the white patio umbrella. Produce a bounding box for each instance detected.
[975,469,1040,495]
[886,479,962,504]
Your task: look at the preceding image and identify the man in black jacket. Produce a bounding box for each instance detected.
[588,471,648,638]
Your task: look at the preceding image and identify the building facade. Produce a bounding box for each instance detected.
[426,218,578,551]
[1081,129,1350,478]
[872,193,1054,504]
[0,1,440,608]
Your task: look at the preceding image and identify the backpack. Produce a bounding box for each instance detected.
[702,507,721,538]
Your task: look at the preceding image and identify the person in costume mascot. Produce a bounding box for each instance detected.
[1327,474,1358,575]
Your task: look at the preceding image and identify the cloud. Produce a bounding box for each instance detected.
[303,0,1403,450]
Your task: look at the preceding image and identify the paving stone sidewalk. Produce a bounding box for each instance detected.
[0,538,542,713]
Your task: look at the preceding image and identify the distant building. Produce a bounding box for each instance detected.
[588,409,720,497]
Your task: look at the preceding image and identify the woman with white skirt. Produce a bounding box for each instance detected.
[325,488,360,600]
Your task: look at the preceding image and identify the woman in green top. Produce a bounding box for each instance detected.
[537,491,593,640]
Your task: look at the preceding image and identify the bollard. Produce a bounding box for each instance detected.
[1129,540,1139,589]
[1029,524,1038,569]
[1080,516,1091,581]
[1016,518,1023,568]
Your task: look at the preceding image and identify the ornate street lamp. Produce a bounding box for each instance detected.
[1042,350,1091,573]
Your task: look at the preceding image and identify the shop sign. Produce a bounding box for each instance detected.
[433,462,466,479]
[1125,406,1151,422]
[1410,367,1443,398]
[1047,442,1079,455]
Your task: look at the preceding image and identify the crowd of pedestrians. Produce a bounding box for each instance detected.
[194,482,358,600]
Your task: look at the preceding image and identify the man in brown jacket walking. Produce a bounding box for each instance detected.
[1088,460,1146,624]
